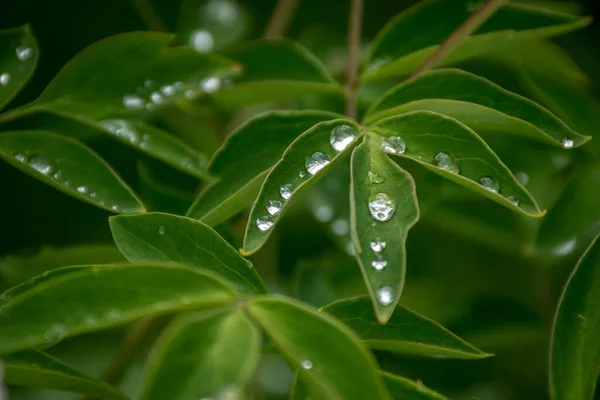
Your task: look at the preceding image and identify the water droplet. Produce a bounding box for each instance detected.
[0,72,10,86]
[301,358,313,370]
[111,205,119,211]
[280,183,294,199]
[515,171,529,186]
[161,85,176,96]
[266,200,282,216]
[201,76,221,93]
[299,171,306,178]
[331,219,349,236]
[507,196,519,206]
[76,185,88,194]
[370,239,386,252]
[330,124,357,152]
[381,136,406,155]
[123,95,144,109]
[560,137,574,149]
[368,193,396,222]
[256,216,274,232]
[371,260,387,271]
[101,120,139,145]
[28,155,53,175]
[434,152,460,174]
[553,238,577,256]
[150,92,164,104]
[368,171,386,184]
[16,46,33,61]
[158,226,166,235]
[479,176,500,193]
[313,205,334,223]
[376,287,394,306]
[44,323,67,344]
[13,152,27,162]
[305,152,331,175]
[190,29,214,52]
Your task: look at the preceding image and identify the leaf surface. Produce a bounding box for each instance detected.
[0,25,38,110]
[381,372,448,400]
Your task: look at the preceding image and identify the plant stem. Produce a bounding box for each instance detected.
[345,0,363,120]
[410,0,506,78]
[264,0,299,39]
[131,0,168,32]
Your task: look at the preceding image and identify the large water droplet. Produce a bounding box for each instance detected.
[158,226,166,235]
[368,193,396,222]
[376,287,394,306]
[28,155,53,175]
[370,239,386,252]
[515,171,529,186]
[256,216,274,232]
[16,46,33,61]
[301,358,313,370]
[434,152,460,174]
[305,152,331,175]
[280,183,294,199]
[0,73,10,86]
[190,29,214,52]
[13,152,27,163]
[371,260,387,271]
[330,124,357,152]
[266,200,282,216]
[331,219,349,236]
[201,76,221,93]
[381,136,406,155]
[507,196,519,206]
[123,95,144,109]
[560,137,574,149]
[479,176,500,193]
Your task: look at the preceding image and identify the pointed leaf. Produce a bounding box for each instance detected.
[247,295,391,400]
[381,372,448,400]
[370,111,542,216]
[550,234,600,399]
[139,309,260,400]
[364,69,588,148]
[242,119,363,255]
[0,263,235,355]
[0,25,38,110]
[350,134,419,323]
[109,212,266,295]
[187,110,341,224]
[364,0,590,80]
[323,297,490,359]
[2,349,128,399]
[0,130,144,213]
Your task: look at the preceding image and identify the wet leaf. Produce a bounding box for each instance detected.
[0,130,145,213]
[0,25,38,110]
[350,134,419,323]
[109,212,266,295]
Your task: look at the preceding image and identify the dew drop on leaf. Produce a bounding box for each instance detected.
[76,185,88,194]
[123,95,145,109]
[44,323,67,345]
[201,76,221,93]
[434,152,460,174]
[381,136,406,155]
[190,29,214,52]
[371,260,387,271]
[256,215,274,232]
[301,358,313,370]
[280,183,294,200]
[16,46,33,61]
[0,73,10,86]
[266,200,282,216]
[158,226,166,235]
[13,152,27,163]
[329,124,357,152]
[370,239,386,252]
[560,137,574,149]
[368,193,396,222]
[28,155,53,175]
[507,196,519,207]
[376,286,394,306]
[368,171,386,184]
[479,176,500,193]
[305,152,331,175]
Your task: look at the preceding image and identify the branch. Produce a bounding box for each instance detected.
[264,0,299,39]
[345,0,364,120]
[131,0,168,32]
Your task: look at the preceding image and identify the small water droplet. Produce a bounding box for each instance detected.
[201,76,221,93]
[507,196,519,206]
[256,216,274,232]
[368,171,386,184]
[301,358,313,370]
[299,171,306,178]
[90,192,98,198]
[266,200,282,216]
[158,226,166,235]
[371,260,387,271]
[44,323,67,344]
[370,239,386,252]
[381,136,406,155]
[479,176,500,193]
[111,205,119,211]
[14,152,27,162]
[330,124,358,151]
[331,219,349,236]
[553,238,577,256]
[16,46,33,61]
[376,287,394,306]
[190,29,214,52]
[28,155,53,175]
[161,85,176,96]
[434,152,460,174]
[150,92,164,104]
[305,152,331,175]
[101,120,140,145]
[280,183,294,199]
[0,72,10,86]
[515,171,529,186]
[123,95,144,109]
[368,193,396,222]
[560,137,574,149]
[76,185,88,194]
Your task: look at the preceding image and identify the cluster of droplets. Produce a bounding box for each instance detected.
[256,124,359,232]
[0,44,35,88]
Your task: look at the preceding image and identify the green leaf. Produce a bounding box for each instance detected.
[364,0,590,81]
[187,110,341,225]
[139,309,260,400]
[381,372,448,400]
[550,234,600,400]
[2,349,128,399]
[0,25,38,110]
[370,111,542,217]
[0,130,145,213]
[0,263,235,355]
[137,160,195,215]
[350,134,419,323]
[247,295,391,400]
[323,297,490,359]
[242,119,363,255]
[213,40,344,107]
[364,69,589,148]
[109,212,266,295]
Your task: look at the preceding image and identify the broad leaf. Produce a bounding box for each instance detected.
[323,297,489,359]
[0,263,235,355]
[0,25,38,110]
[2,349,128,399]
[550,234,600,400]
[137,160,195,215]
[109,212,266,295]
[381,372,448,400]
[247,295,390,400]
[242,119,363,255]
[370,111,542,216]
[187,110,341,225]
[350,134,419,323]
[0,130,145,213]
[364,1,590,81]
[139,309,259,400]
[364,69,588,148]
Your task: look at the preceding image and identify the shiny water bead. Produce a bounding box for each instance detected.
[368,171,386,184]
[299,171,306,178]
[479,176,500,193]
[376,287,394,306]
[28,155,53,175]
[434,152,460,174]
[123,95,144,109]
[76,185,88,194]
[158,226,166,235]
[371,260,387,271]
[301,358,313,370]
[370,239,386,252]
[381,136,406,155]
[256,216,274,232]
[280,183,294,199]
[305,152,331,175]
[507,196,519,207]
[560,137,574,149]
[329,124,358,152]
[266,200,282,216]
[201,76,221,93]
[0,73,10,86]
[16,46,33,61]
[190,29,214,52]
[368,193,396,222]
[515,171,529,186]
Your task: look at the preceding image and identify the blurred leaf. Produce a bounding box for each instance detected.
[137,160,195,215]
[139,309,259,400]
[242,119,362,255]
[109,212,266,295]
[3,349,128,399]
[370,111,542,216]
[0,130,145,213]
[323,297,489,359]
[550,234,600,400]
[187,110,340,225]
[0,263,235,355]
[364,69,588,148]
[381,372,448,400]
[350,134,419,323]
[0,25,38,110]
[364,0,590,81]
[247,295,391,400]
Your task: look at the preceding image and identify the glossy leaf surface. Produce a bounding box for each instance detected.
[0,25,38,110]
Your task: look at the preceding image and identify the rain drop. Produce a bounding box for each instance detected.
[434,152,460,174]
[368,171,386,184]
[28,155,53,175]
[305,152,331,175]
[123,95,144,109]
[560,137,574,149]
[256,216,274,232]
[479,176,500,193]
[266,200,282,216]
[161,85,176,96]
[507,196,519,207]
[0,73,10,86]
[371,260,387,271]
[370,239,386,252]
[158,226,166,235]
[329,124,357,152]
[368,193,396,222]
[150,92,164,104]
[331,219,349,236]
[76,185,88,194]
[280,183,294,200]
[515,171,529,186]
[376,287,394,306]
[190,29,214,52]
[381,136,406,155]
[299,171,306,178]
[16,46,33,61]
[301,358,313,370]
[201,76,221,93]
[13,152,27,163]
